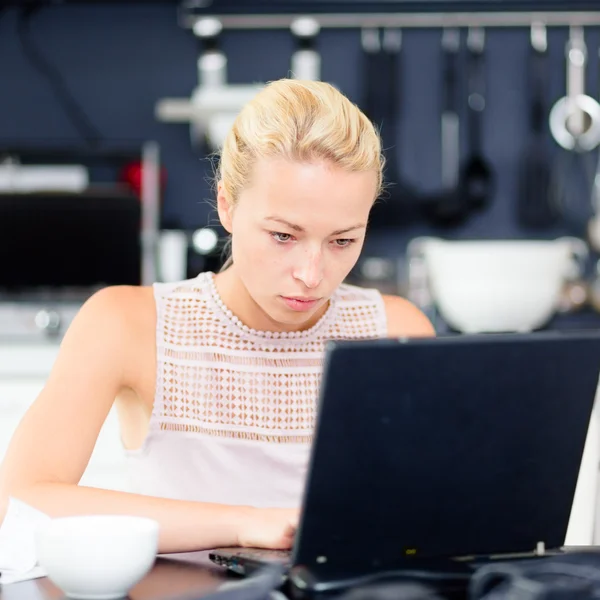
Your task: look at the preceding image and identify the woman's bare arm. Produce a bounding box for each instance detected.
[0,287,297,553]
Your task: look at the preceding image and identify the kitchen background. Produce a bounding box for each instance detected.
[1,1,600,539]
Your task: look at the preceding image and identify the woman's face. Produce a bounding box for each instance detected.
[217,158,377,331]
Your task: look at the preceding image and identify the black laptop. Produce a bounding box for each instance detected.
[209,331,600,593]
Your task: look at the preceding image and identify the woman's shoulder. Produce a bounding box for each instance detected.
[77,285,157,340]
[381,294,435,338]
[48,285,157,394]
[83,272,212,330]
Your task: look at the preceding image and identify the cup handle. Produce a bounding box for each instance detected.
[558,236,588,279]
[405,237,439,307]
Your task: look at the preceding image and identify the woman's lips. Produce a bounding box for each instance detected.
[280,296,320,312]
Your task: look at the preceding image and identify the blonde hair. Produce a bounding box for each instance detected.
[217,79,384,268]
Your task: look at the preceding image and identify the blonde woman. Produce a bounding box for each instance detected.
[0,79,434,554]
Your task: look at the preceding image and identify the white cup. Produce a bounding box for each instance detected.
[35,515,159,600]
[410,236,588,333]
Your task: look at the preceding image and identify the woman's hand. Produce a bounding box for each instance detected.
[236,507,300,549]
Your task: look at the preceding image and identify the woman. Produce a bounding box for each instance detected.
[0,79,434,554]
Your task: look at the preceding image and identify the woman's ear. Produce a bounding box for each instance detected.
[216,181,233,234]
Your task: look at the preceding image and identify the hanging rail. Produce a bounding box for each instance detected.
[179,10,600,31]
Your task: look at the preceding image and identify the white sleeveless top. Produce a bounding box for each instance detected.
[124,272,388,508]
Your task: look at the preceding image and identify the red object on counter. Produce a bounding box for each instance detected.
[120,161,167,199]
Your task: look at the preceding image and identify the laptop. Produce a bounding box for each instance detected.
[209,331,600,593]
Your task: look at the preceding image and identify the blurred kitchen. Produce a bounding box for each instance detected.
[2,0,600,510]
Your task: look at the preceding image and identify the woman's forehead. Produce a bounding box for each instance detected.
[241,158,377,210]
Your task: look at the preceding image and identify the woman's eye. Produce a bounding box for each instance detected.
[333,238,355,248]
[271,232,293,243]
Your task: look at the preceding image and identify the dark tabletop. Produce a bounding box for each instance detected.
[0,552,232,600]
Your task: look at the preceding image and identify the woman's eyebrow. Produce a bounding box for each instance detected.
[264,216,366,236]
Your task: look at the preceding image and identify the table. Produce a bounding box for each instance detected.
[0,552,231,600]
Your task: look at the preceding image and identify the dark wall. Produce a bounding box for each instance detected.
[1,3,599,259]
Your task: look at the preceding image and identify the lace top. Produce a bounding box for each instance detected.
[124,272,388,508]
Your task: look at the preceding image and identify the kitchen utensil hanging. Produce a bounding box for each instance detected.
[585,50,600,309]
[517,23,557,229]
[549,26,600,152]
[586,47,600,253]
[422,27,467,225]
[460,26,495,211]
[423,26,495,226]
[440,28,461,195]
[363,27,420,229]
[549,26,600,234]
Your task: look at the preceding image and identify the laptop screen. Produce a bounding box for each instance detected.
[295,332,600,576]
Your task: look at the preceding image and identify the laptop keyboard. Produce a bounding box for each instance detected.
[212,548,291,563]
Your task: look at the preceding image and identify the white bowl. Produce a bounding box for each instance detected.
[35,515,159,600]
[415,237,587,333]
